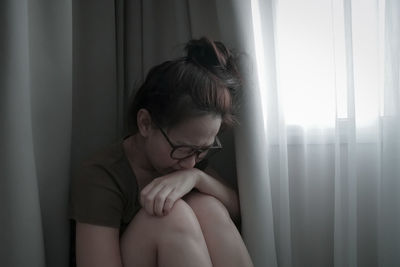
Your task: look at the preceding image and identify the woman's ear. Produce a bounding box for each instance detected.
[137,109,153,137]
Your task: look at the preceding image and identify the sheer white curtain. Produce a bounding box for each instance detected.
[217,0,400,266]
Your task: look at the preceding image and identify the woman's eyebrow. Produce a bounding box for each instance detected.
[176,139,215,148]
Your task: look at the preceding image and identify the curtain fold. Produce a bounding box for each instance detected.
[1,0,72,266]
[30,1,72,266]
[216,1,281,266]
[378,2,400,265]
[71,0,119,170]
[0,1,59,266]
[0,1,45,265]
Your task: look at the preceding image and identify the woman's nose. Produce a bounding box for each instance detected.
[178,154,197,169]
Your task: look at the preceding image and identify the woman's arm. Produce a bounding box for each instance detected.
[140,168,240,222]
[75,222,122,267]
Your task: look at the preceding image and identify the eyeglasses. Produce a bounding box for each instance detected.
[157,125,222,161]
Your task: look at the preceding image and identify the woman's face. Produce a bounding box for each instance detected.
[145,114,222,175]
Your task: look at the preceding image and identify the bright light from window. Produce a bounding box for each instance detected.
[275,0,337,127]
[270,0,385,127]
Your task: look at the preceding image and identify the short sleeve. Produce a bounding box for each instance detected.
[69,164,124,228]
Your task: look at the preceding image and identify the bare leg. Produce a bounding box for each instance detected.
[120,199,212,267]
[184,192,254,267]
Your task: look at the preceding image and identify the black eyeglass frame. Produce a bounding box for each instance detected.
[156,125,223,161]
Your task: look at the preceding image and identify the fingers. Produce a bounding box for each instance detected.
[140,171,197,216]
[163,190,179,214]
[141,179,177,217]
[140,180,159,216]
[153,187,174,216]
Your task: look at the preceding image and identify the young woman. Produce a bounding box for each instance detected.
[69,37,254,267]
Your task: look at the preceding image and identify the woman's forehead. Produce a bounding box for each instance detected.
[167,114,221,146]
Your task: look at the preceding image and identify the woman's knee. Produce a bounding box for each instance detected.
[120,200,205,266]
[161,199,203,235]
[184,192,232,225]
[124,199,201,238]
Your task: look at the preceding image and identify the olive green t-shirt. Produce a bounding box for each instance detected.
[69,140,141,234]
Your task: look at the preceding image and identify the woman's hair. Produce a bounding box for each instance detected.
[129,37,241,132]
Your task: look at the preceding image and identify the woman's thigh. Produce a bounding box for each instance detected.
[120,208,158,267]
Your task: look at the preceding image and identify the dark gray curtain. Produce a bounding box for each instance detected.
[1,1,72,266]
[1,1,236,266]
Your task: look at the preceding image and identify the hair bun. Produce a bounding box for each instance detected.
[185,37,231,69]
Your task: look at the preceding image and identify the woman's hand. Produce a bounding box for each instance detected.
[140,168,201,217]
